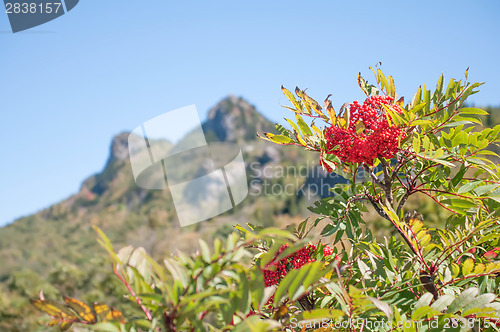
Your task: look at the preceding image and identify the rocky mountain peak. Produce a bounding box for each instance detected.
[203,95,275,142]
[109,131,131,162]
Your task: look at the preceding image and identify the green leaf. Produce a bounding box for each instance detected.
[275,123,293,138]
[441,198,476,210]
[431,295,455,312]
[462,293,496,315]
[233,316,281,332]
[432,158,455,168]
[411,306,440,320]
[412,85,422,106]
[412,119,432,126]
[178,289,224,308]
[435,74,444,99]
[292,308,344,322]
[300,261,323,292]
[451,263,460,278]
[457,181,482,194]
[446,288,479,313]
[474,183,500,196]
[415,293,434,310]
[388,75,396,98]
[261,133,294,145]
[274,269,298,306]
[452,165,467,187]
[249,269,264,310]
[412,135,421,153]
[423,86,431,113]
[91,322,122,332]
[296,114,313,136]
[445,78,455,99]
[462,258,474,276]
[442,120,475,128]
[258,228,297,240]
[92,226,121,264]
[460,107,489,115]
[369,297,393,319]
[199,239,211,263]
[60,322,73,331]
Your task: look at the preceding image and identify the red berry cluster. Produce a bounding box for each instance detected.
[323,95,406,167]
[262,243,335,287]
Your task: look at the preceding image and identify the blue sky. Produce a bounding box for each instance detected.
[0,0,499,226]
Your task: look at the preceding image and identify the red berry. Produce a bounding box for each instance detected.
[323,95,405,167]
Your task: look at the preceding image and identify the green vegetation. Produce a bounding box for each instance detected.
[1,72,500,331]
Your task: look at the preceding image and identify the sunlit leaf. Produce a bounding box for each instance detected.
[63,296,97,324]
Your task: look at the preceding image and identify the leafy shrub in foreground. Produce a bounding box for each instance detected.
[34,68,500,331]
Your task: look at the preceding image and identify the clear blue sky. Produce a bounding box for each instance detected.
[1,0,499,226]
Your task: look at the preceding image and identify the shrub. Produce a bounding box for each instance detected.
[34,68,500,331]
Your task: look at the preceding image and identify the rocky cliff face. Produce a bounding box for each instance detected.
[108,132,131,162]
[203,95,276,143]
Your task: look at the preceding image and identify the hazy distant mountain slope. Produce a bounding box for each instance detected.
[0,96,314,278]
[0,95,339,331]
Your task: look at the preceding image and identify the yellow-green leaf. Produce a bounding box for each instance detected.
[260,133,294,145]
[324,94,337,125]
[281,86,301,111]
[296,114,313,136]
[412,136,421,153]
[462,258,474,276]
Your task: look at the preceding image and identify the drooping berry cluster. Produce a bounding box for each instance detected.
[323,95,406,168]
[262,243,335,287]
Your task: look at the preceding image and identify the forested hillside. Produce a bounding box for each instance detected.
[0,98,499,331]
[0,96,344,331]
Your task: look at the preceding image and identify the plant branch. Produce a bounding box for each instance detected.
[113,268,153,321]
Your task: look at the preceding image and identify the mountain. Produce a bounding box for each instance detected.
[203,95,276,142]
[0,96,325,331]
[2,97,498,331]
